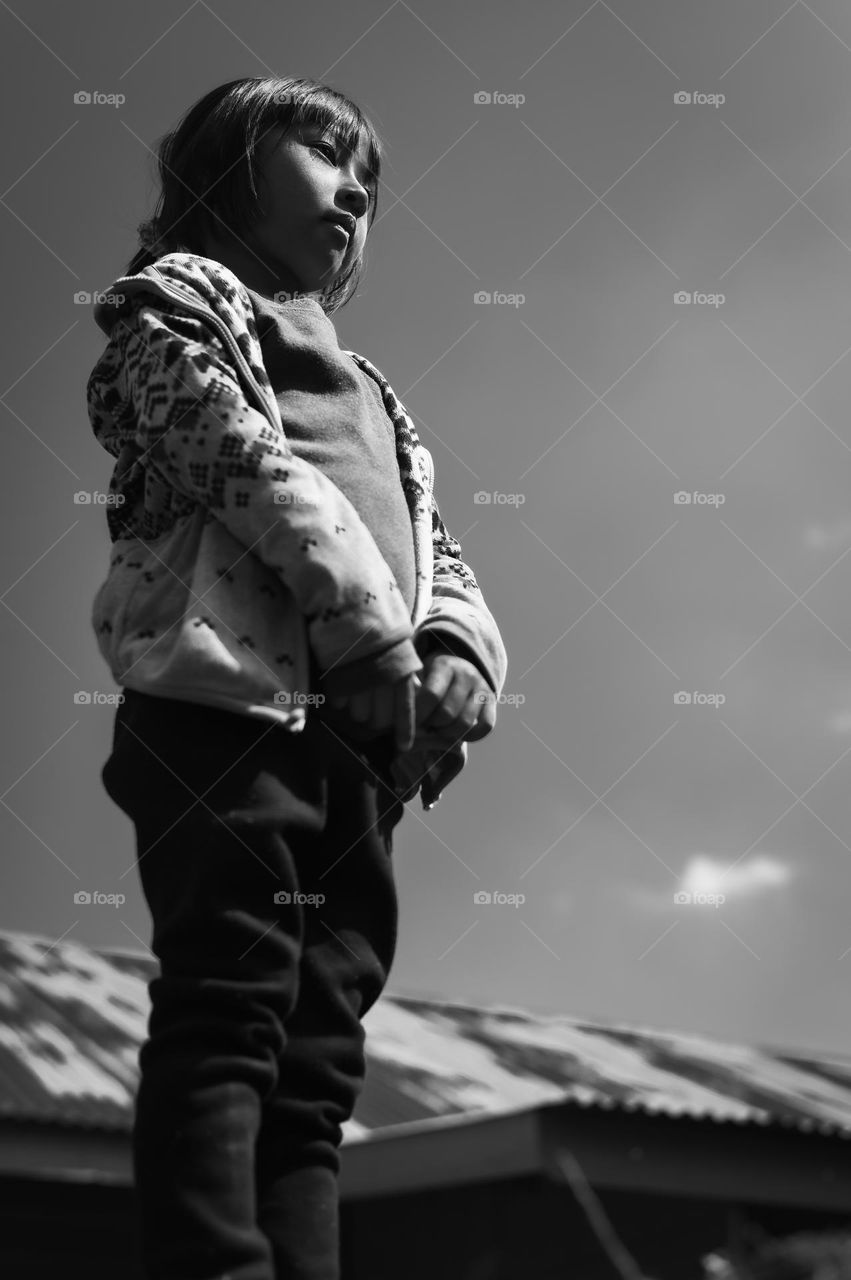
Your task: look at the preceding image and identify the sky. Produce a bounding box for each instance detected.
[3,0,851,1058]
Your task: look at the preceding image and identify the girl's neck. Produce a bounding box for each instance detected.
[198,231,303,301]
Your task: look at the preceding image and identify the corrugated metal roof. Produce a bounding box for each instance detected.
[0,928,849,1141]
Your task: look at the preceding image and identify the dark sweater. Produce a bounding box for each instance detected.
[246,288,417,620]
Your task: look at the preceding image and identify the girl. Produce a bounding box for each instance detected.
[89,76,507,1279]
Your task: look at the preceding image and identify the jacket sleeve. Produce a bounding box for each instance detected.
[115,298,422,693]
[415,449,508,698]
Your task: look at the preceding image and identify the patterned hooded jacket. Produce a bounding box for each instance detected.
[86,253,508,809]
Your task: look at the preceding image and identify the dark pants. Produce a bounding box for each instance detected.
[100,688,405,1280]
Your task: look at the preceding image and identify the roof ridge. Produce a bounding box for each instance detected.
[3,929,851,1067]
[385,990,851,1066]
[0,926,152,963]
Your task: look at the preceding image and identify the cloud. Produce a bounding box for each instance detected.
[803,519,851,553]
[628,853,792,912]
[827,709,851,735]
[681,853,791,899]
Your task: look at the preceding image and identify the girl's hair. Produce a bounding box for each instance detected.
[123,76,383,315]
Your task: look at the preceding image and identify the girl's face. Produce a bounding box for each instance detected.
[212,119,375,299]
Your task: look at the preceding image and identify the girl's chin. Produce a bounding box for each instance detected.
[298,250,341,285]
[306,265,343,294]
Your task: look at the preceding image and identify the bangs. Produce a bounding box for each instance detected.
[267,86,381,199]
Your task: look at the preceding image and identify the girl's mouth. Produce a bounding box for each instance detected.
[322,221,350,246]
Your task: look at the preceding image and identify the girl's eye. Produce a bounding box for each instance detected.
[311,141,375,202]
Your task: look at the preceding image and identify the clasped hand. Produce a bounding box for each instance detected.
[325,652,496,754]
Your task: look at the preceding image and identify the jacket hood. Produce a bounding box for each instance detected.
[92,255,224,335]
[87,268,159,461]
[93,271,152,336]
[86,253,276,460]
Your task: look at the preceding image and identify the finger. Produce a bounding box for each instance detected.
[368,684,395,735]
[414,658,454,727]
[390,754,420,791]
[465,690,497,741]
[390,746,433,799]
[420,677,470,732]
[395,675,416,752]
[392,768,421,802]
[442,685,486,739]
[408,733,458,767]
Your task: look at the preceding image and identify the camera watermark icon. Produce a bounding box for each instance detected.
[273,491,318,505]
[473,91,526,108]
[473,690,525,707]
[673,91,725,108]
[273,289,329,306]
[273,890,326,905]
[674,690,726,708]
[74,490,125,505]
[73,90,126,108]
[273,691,326,706]
[673,890,725,907]
[473,890,526,907]
[673,291,725,307]
[473,291,525,307]
[73,890,126,908]
[73,690,125,705]
[674,490,725,506]
[473,490,526,505]
[74,291,126,306]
